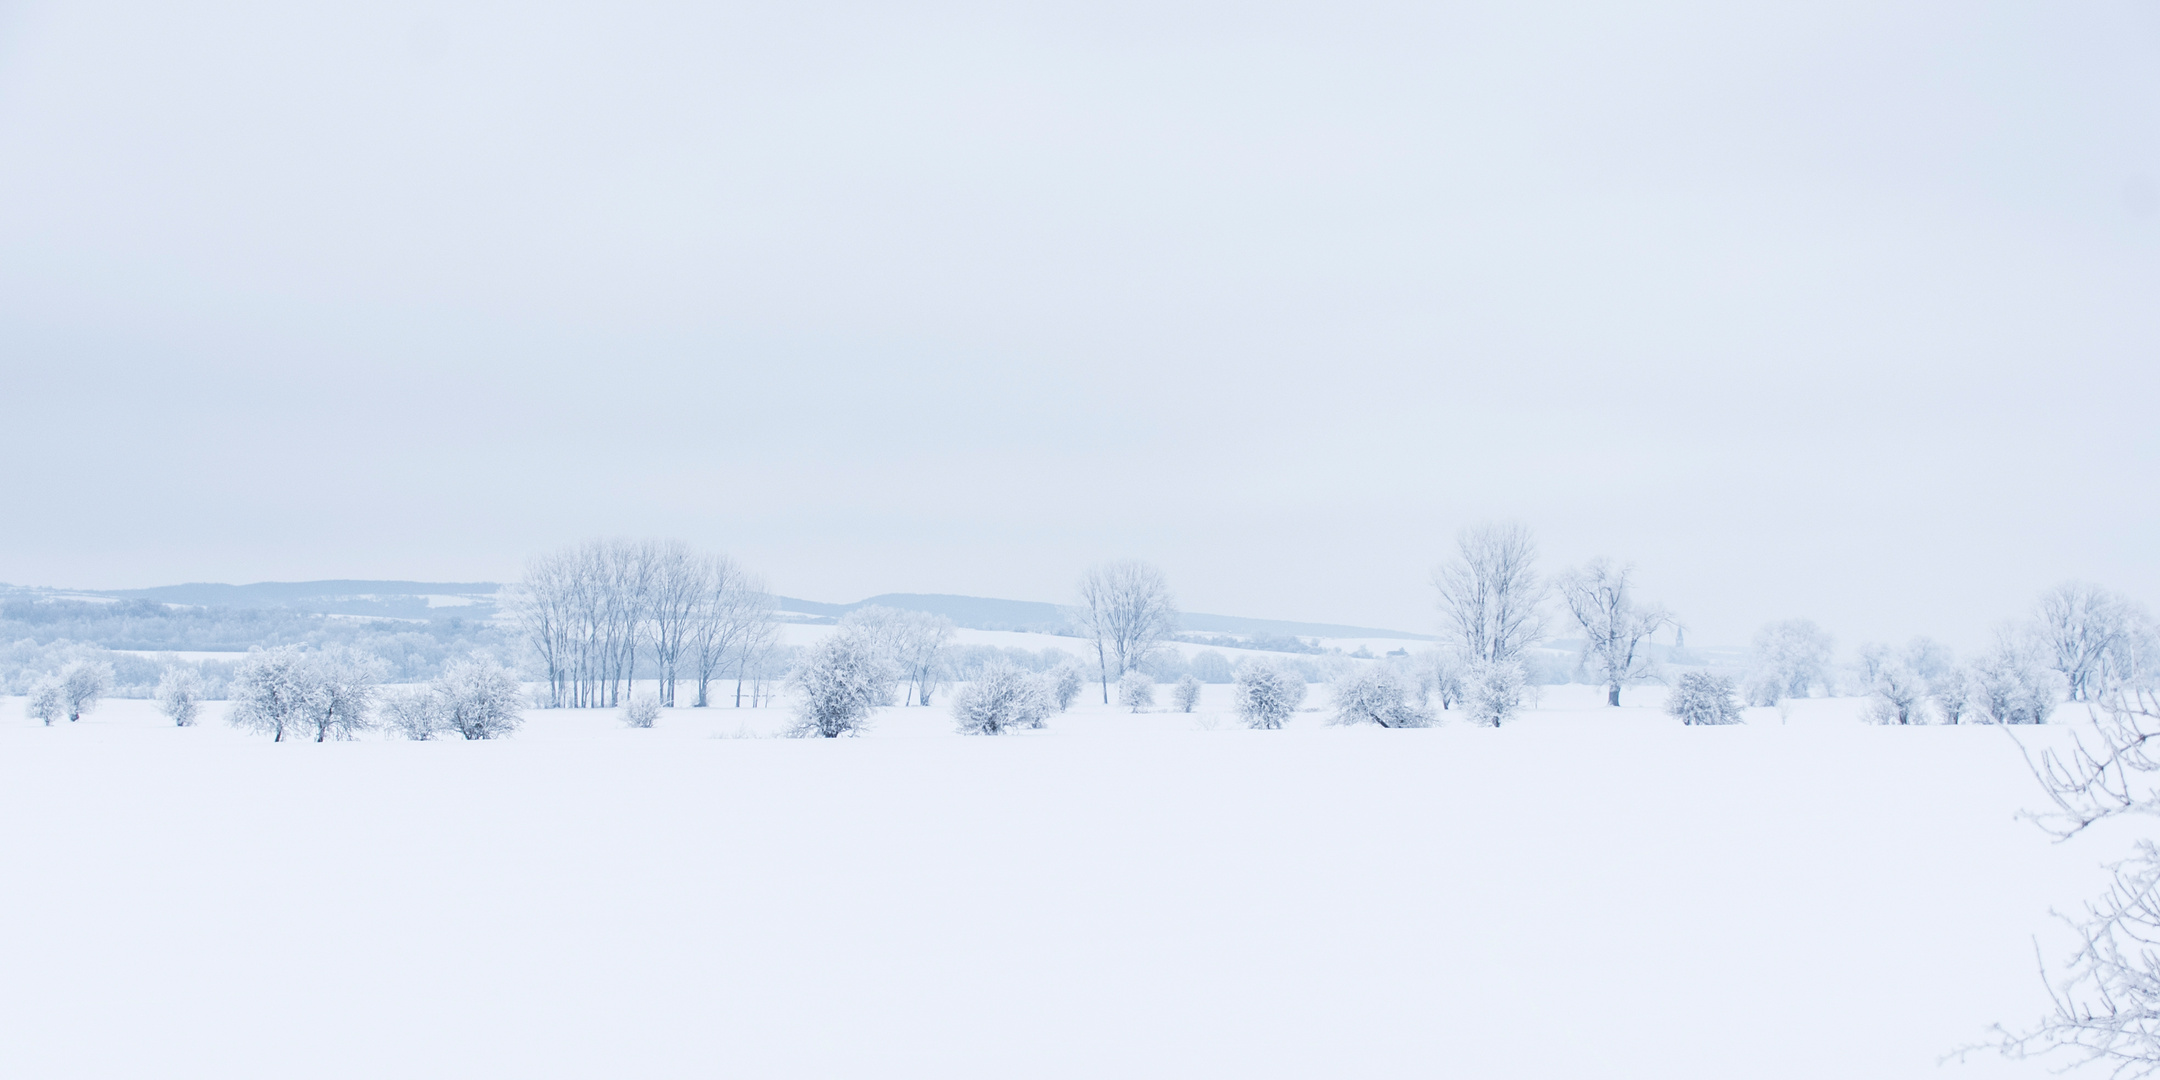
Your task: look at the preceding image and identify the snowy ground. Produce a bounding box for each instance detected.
[0,685,2118,1079]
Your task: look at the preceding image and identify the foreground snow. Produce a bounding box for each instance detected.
[0,687,2112,1078]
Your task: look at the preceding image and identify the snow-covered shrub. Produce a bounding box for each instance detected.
[1118,670,1155,712]
[57,659,113,723]
[2033,582,2142,702]
[1666,671,1742,726]
[621,694,660,729]
[434,657,527,739]
[26,677,62,726]
[1232,661,1305,730]
[1463,660,1526,727]
[1172,674,1203,713]
[1050,663,1084,712]
[1863,660,1929,725]
[1329,665,1434,728]
[1972,641,2064,725]
[155,667,203,727]
[951,663,1054,735]
[380,688,447,740]
[786,631,893,738]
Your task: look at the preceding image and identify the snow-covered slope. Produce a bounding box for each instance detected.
[0,688,2099,1079]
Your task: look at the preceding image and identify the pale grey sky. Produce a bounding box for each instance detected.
[1,1,2155,647]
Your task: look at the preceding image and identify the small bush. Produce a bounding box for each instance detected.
[622,694,660,729]
[1118,670,1155,712]
[1172,674,1203,713]
[1666,672,1743,726]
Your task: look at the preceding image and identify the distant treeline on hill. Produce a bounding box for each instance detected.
[0,595,509,696]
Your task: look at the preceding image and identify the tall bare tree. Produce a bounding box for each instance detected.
[1432,522,1546,667]
[1077,559,1179,704]
[1557,558,1671,706]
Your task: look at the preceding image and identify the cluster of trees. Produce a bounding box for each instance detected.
[1824,583,2153,728]
[25,660,113,725]
[511,539,779,710]
[788,626,1088,738]
[221,645,524,742]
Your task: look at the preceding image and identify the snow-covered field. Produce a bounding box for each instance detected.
[0,686,2112,1078]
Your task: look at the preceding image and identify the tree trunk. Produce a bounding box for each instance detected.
[1608,685,1621,707]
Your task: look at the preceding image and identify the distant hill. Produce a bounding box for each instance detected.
[16,579,1429,643]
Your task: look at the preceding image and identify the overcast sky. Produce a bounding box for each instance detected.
[1,1,2154,646]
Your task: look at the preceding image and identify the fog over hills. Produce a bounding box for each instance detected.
[6,580,1433,644]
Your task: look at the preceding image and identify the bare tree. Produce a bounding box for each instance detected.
[1432,523,1546,668]
[380,688,447,740]
[643,540,704,707]
[1051,663,1085,712]
[1557,558,1671,706]
[1976,671,2160,1072]
[1862,659,1929,725]
[687,559,773,708]
[2036,583,2144,702]
[1077,560,1179,704]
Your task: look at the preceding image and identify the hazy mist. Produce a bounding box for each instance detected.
[2,1,2154,646]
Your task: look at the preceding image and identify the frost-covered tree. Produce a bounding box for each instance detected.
[1745,619,1835,705]
[1077,559,1179,703]
[1863,659,1929,725]
[299,647,385,742]
[380,688,447,740]
[1972,638,2064,725]
[1329,665,1434,728]
[950,663,1054,735]
[1977,665,2160,1071]
[1432,522,1546,667]
[892,611,955,707]
[621,694,660,729]
[641,540,705,707]
[2034,583,2144,702]
[225,646,384,742]
[1172,674,1203,713]
[1118,670,1155,712]
[26,677,62,726]
[1666,671,1742,725]
[1557,558,1671,706]
[685,558,773,708]
[57,659,113,723]
[1232,661,1305,729]
[227,647,317,742]
[1930,666,1973,725]
[155,667,203,727]
[434,656,526,739]
[786,631,893,738]
[1047,663,1086,712]
[1418,650,1465,711]
[1463,659,1526,727]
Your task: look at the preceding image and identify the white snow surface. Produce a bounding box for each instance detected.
[0,686,2113,1079]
